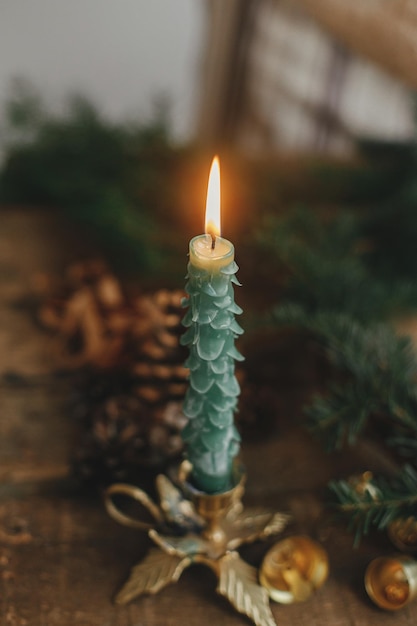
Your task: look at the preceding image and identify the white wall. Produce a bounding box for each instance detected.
[0,0,203,141]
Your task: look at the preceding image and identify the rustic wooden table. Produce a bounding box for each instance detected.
[0,209,414,626]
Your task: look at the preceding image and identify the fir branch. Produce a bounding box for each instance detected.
[260,206,417,321]
[330,465,417,545]
[307,383,377,450]
[387,436,417,458]
[0,80,175,273]
[259,143,417,543]
[272,305,417,451]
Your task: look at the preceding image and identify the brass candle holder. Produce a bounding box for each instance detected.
[365,555,417,610]
[105,462,291,626]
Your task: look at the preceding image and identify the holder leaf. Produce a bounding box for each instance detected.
[217,552,276,626]
[115,548,191,604]
[225,509,292,550]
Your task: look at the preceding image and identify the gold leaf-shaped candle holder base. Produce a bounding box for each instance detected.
[105,462,291,626]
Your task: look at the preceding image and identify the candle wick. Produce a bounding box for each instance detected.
[211,234,216,250]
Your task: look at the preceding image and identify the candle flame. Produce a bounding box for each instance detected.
[205,156,221,240]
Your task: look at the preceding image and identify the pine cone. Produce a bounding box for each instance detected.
[37,260,188,375]
[37,260,132,368]
[36,261,192,486]
[130,288,188,410]
[71,369,187,487]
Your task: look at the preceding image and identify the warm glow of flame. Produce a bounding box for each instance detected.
[205,156,221,239]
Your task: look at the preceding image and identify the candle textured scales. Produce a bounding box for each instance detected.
[180,234,244,493]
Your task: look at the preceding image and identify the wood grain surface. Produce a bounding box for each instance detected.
[0,209,414,626]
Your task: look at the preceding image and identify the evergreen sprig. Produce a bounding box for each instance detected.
[260,207,417,322]
[329,465,417,545]
[259,135,417,541]
[0,80,175,272]
[273,305,417,451]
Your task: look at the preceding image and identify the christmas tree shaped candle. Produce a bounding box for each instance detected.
[180,157,244,493]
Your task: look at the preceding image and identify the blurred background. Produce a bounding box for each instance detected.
[197,0,416,152]
[0,0,202,145]
[2,0,417,531]
[1,0,416,155]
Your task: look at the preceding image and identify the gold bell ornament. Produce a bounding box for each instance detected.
[365,555,417,610]
[388,517,417,554]
[259,536,329,604]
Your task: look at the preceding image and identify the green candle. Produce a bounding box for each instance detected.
[180,158,244,494]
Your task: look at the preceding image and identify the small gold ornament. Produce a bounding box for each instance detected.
[388,517,417,553]
[259,536,329,603]
[365,555,417,610]
[105,463,291,626]
[348,471,380,501]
